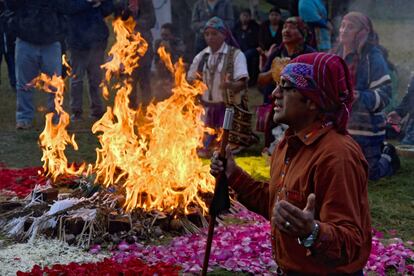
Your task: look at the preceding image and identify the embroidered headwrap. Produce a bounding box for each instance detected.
[204,16,240,48]
[280,53,354,133]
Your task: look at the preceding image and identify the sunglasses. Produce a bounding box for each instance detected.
[279,85,296,93]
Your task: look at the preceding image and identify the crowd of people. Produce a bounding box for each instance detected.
[1,0,413,274]
[205,2,408,275]
[186,1,405,183]
[1,0,410,177]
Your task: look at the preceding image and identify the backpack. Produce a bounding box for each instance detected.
[14,0,62,45]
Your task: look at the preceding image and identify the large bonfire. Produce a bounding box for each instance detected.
[33,17,215,214]
[93,17,215,213]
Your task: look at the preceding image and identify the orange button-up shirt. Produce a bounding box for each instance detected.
[228,122,372,274]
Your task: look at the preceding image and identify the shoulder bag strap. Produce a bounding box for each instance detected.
[221,46,236,105]
[224,47,249,109]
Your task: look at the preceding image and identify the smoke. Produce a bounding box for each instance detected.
[340,0,414,99]
[348,0,414,19]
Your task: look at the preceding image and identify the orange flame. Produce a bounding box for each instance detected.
[93,19,214,213]
[100,17,148,100]
[62,54,72,76]
[31,73,85,180]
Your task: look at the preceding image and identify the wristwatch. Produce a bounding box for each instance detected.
[298,222,320,248]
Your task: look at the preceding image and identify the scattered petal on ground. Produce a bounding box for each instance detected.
[0,237,108,275]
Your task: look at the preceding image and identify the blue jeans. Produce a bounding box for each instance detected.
[15,38,61,124]
[69,46,105,117]
[352,135,393,180]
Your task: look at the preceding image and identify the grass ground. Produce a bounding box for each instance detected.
[0,17,413,243]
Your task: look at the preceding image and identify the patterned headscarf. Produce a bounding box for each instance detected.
[204,16,240,48]
[341,12,379,56]
[334,12,379,84]
[280,53,354,133]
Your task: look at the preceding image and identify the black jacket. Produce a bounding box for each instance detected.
[5,0,92,45]
[258,20,284,51]
[232,20,260,52]
[66,1,114,50]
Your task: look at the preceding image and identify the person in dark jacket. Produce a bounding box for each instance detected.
[258,7,284,54]
[232,8,260,86]
[154,23,186,76]
[6,0,94,130]
[388,75,414,145]
[128,0,156,108]
[67,0,114,121]
[153,22,186,101]
[0,0,16,91]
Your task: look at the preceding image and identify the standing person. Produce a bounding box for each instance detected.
[171,0,194,63]
[258,7,284,55]
[387,75,414,145]
[153,22,186,101]
[298,0,332,52]
[5,0,93,130]
[0,0,16,91]
[232,8,260,86]
[67,0,114,122]
[334,12,400,180]
[154,23,186,74]
[191,0,234,54]
[187,17,250,157]
[128,0,156,108]
[211,52,372,275]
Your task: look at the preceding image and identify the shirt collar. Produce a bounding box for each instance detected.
[206,42,228,55]
[281,121,334,147]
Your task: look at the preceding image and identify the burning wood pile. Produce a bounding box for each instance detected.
[0,181,214,249]
[0,17,222,249]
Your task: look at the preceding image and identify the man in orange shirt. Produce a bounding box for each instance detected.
[211,52,371,275]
